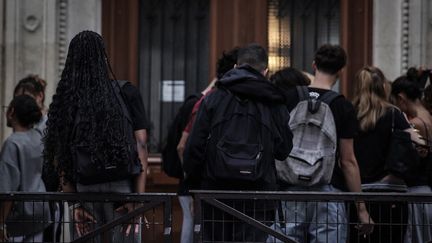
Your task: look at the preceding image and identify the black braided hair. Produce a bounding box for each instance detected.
[43,30,128,184]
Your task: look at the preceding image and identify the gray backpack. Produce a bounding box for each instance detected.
[276,86,340,186]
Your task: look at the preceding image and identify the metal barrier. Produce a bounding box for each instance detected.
[0,192,175,243]
[191,190,432,243]
[2,191,432,242]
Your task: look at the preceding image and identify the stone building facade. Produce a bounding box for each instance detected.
[0,0,431,142]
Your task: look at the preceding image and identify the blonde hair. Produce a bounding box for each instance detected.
[352,66,393,131]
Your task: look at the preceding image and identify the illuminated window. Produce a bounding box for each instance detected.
[268,0,340,74]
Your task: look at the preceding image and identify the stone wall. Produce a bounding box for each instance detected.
[373,0,432,81]
[0,0,101,142]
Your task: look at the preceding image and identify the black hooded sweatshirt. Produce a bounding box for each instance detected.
[183,65,293,191]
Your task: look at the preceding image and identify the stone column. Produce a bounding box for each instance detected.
[408,0,432,68]
[373,0,403,81]
[374,0,432,80]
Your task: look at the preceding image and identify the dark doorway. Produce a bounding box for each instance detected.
[139,0,210,153]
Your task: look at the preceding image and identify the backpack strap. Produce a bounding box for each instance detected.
[117,80,129,88]
[318,90,342,105]
[296,86,310,101]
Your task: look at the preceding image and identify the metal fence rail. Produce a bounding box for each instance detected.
[0,192,175,243]
[191,190,432,243]
[2,191,432,242]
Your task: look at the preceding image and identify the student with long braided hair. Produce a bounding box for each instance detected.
[43,30,149,242]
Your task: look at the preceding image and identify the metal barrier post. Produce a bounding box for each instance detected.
[193,193,203,243]
[163,196,173,243]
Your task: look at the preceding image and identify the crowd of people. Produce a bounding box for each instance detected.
[0,29,431,243]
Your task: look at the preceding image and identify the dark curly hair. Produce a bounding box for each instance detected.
[314,44,347,75]
[9,95,42,127]
[43,30,129,184]
[216,47,239,79]
[270,67,311,91]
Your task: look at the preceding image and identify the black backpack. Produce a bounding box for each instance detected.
[71,80,142,185]
[205,89,275,184]
[162,94,202,178]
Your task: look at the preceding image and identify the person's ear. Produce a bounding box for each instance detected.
[35,92,44,107]
[6,107,14,120]
[312,61,317,71]
[262,68,269,77]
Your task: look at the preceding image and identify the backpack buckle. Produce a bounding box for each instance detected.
[308,99,321,114]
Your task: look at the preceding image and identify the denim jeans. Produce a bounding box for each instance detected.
[9,230,44,242]
[179,195,194,243]
[405,186,432,243]
[268,185,347,243]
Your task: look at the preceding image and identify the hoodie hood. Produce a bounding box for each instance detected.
[216,64,285,104]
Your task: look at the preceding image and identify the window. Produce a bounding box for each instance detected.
[268,0,340,74]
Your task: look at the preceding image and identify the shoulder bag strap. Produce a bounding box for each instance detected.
[418,117,430,147]
[296,86,310,101]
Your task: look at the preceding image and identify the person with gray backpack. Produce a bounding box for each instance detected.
[273,44,374,242]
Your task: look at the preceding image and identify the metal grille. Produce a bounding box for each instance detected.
[138,0,210,153]
[192,191,432,243]
[0,192,174,243]
[268,0,340,74]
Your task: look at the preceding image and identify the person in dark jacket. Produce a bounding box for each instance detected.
[183,43,293,242]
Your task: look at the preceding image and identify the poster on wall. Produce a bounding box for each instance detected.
[161,80,185,102]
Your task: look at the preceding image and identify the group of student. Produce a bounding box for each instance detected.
[0,28,431,243]
[166,43,432,243]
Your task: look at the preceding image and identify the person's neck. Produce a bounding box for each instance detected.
[309,71,336,90]
[412,100,429,118]
[12,123,30,132]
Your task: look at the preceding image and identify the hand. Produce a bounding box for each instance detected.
[356,207,374,236]
[115,203,149,236]
[72,207,97,237]
[0,228,8,242]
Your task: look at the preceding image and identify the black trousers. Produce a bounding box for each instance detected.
[349,201,407,243]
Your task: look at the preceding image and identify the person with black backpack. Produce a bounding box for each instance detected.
[183,43,293,242]
[43,31,150,243]
[273,44,374,242]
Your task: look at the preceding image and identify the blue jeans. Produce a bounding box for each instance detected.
[179,196,194,243]
[268,185,347,243]
[405,186,432,243]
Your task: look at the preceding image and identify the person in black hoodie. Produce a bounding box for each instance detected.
[183,43,293,242]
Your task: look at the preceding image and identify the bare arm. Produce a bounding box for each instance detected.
[134,129,148,193]
[339,138,362,193]
[339,138,374,233]
[177,131,190,163]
